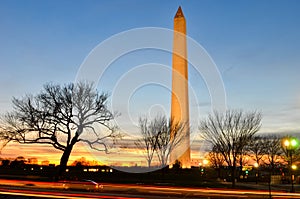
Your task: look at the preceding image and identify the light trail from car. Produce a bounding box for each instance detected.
[0,187,144,199]
[1,179,300,198]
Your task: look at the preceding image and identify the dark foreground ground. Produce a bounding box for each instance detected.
[1,183,299,199]
[1,165,300,198]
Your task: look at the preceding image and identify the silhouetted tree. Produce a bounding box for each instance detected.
[10,156,26,168]
[135,117,157,167]
[206,145,225,179]
[263,135,284,174]
[248,136,268,166]
[135,115,184,167]
[0,82,119,176]
[1,159,10,167]
[199,110,262,188]
[172,160,182,171]
[237,147,250,174]
[71,157,91,167]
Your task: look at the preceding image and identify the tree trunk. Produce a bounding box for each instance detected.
[58,145,74,177]
[56,133,79,178]
[231,165,236,188]
[231,158,237,188]
[217,167,221,179]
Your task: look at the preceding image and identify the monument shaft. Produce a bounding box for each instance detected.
[170,6,191,168]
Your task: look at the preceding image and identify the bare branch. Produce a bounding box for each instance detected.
[199,109,262,187]
[0,81,119,175]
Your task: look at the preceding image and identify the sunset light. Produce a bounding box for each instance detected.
[0,1,300,198]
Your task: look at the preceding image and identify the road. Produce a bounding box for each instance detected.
[1,179,300,198]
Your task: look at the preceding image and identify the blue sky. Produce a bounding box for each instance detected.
[1,0,300,138]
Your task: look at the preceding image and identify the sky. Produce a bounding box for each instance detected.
[0,0,300,166]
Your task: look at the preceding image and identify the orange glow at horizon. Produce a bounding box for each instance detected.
[1,141,203,167]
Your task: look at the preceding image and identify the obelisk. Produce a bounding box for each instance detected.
[170,6,191,168]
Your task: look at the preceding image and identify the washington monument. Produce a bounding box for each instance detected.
[170,6,191,168]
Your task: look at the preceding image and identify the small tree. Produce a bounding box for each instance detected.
[199,110,262,188]
[135,117,157,167]
[135,115,184,168]
[206,145,225,179]
[207,146,225,168]
[0,82,119,176]
[237,147,250,172]
[248,136,268,166]
[263,135,284,174]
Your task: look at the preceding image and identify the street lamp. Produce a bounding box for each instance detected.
[282,137,299,193]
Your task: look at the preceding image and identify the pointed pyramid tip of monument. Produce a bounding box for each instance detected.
[175,6,184,18]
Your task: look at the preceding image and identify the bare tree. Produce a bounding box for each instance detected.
[135,115,184,168]
[237,147,250,173]
[207,146,226,168]
[0,82,119,176]
[206,145,225,178]
[154,116,185,167]
[263,135,284,174]
[246,135,269,182]
[135,117,157,167]
[199,110,262,188]
[248,136,268,166]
